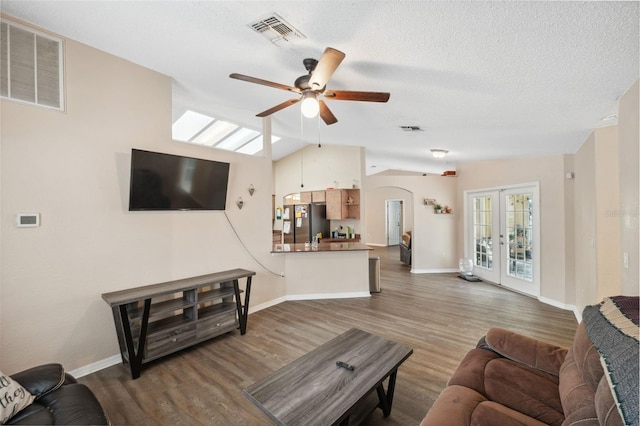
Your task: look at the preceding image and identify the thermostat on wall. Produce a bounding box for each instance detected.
[16,213,40,227]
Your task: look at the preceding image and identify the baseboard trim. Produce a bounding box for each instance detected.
[538,296,579,322]
[68,354,122,379]
[286,291,371,301]
[573,306,582,323]
[410,268,458,274]
[248,296,287,314]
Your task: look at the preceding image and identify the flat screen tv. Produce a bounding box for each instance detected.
[129,149,230,211]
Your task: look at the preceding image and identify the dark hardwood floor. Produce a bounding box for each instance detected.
[80,246,578,425]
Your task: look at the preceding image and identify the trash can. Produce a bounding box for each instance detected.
[369,256,380,293]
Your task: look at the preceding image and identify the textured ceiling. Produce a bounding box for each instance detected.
[2,1,638,174]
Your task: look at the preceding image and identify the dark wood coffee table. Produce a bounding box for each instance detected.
[244,328,413,425]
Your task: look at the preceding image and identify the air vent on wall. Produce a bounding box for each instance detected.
[1,19,64,110]
[248,13,306,45]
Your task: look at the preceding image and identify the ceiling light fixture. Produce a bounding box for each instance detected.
[301,92,319,118]
[431,149,448,159]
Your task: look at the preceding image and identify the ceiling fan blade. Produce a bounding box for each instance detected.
[230,73,301,93]
[256,98,300,117]
[308,48,345,90]
[324,90,390,102]
[318,100,338,125]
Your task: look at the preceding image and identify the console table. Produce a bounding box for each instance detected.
[102,268,255,379]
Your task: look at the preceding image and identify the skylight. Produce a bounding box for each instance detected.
[172,111,214,142]
[172,110,281,155]
[192,121,238,146]
[217,128,260,150]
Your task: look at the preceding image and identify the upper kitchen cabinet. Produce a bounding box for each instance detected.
[299,190,326,204]
[311,190,326,203]
[299,192,312,203]
[326,189,360,220]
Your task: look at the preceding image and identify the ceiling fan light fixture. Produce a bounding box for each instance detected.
[301,92,319,118]
[431,149,448,159]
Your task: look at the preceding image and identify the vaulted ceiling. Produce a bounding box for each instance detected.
[2,1,638,174]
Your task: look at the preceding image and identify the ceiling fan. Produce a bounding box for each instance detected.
[229,47,390,125]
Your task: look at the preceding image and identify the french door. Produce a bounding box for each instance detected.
[466,184,540,297]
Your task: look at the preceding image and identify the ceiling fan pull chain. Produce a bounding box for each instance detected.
[300,110,304,188]
[317,113,322,148]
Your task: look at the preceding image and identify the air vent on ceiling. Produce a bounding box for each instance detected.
[400,126,423,131]
[248,13,306,45]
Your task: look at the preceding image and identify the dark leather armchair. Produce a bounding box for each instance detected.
[6,364,109,425]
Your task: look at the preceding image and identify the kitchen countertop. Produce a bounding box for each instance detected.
[271,242,372,253]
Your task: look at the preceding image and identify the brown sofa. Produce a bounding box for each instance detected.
[421,296,639,426]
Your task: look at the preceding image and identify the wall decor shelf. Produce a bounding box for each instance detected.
[425,199,453,214]
[102,268,255,379]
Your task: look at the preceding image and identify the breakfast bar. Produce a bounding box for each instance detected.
[272,242,372,299]
[272,241,370,253]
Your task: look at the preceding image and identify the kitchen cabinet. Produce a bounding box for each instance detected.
[290,191,326,204]
[326,189,360,220]
[311,190,326,203]
[299,192,312,203]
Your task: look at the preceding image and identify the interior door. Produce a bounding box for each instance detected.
[386,200,403,246]
[466,185,540,298]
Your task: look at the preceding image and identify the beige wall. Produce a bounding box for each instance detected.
[455,79,639,313]
[365,187,414,246]
[573,121,637,312]
[572,80,640,311]
[274,144,365,237]
[618,80,639,295]
[573,126,622,312]
[283,250,369,297]
[1,36,285,373]
[574,133,599,309]
[274,144,363,202]
[365,174,458,272]
[563,154,576,304]
[594,126,621,301]
[455,155,569,304]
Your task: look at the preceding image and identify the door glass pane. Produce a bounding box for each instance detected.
[473,196,493,270]
[506,193,533,281]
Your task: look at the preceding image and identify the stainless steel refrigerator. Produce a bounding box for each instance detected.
[282,204,330,244]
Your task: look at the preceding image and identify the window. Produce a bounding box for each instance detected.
[1,19,64,110]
